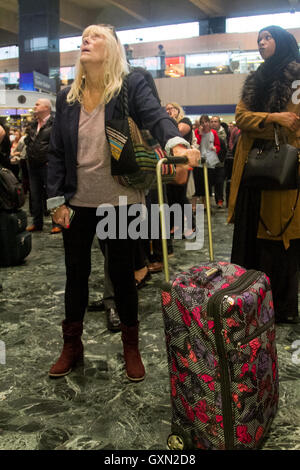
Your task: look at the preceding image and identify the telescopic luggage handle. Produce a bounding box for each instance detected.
[202,160,214,263]
[156,156,214,284]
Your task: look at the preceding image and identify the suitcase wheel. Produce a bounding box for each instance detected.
[167,434,185,450]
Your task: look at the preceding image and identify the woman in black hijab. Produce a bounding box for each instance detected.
[243,26,300,112]
[228,26,300,324]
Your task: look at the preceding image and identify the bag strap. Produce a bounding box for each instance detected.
[259,188,300,237]
[120,76,129,119]
[274,123,290,147]
[273,124,280,150]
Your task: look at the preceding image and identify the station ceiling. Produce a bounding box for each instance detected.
[0,0,299,46]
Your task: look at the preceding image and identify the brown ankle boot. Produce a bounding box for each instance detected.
[121,323,145,382]
[49,320,84,378]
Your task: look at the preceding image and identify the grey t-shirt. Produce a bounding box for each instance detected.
[200,131,219,169]
[70,104,144,208]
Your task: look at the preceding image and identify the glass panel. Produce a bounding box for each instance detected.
[226,12,300,33]
[0,46,19,60]
[117,22,199,44]
[229,51,263,73]
[24,37,48,52]
[164,56,185,78]
[60,66,75,85]
[59,36,82,53]
[0,72,19,84]
[129,57,160,71]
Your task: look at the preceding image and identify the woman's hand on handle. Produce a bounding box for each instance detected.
[172,144,201,169]
[51,205,71,229]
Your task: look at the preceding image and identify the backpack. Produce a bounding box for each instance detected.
[0,165,25,211]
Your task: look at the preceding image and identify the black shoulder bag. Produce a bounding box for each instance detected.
[242,125,300,236]
[243,124,300,190]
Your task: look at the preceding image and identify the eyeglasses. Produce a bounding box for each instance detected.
[83,24,118,43]
[166,106,175,111]
[97,23,118,41]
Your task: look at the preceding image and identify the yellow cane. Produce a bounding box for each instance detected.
[203,162,214,261]
[156,158,170,283]
[156,156,189,284]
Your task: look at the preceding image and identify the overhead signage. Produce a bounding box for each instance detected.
[33,71,56,94]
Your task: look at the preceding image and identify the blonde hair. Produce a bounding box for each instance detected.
[166,102,185,123]
[67,24,129,105]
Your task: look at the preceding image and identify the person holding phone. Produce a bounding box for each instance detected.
[46,24,200,381]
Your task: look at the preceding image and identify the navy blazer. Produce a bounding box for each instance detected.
[47,71,183,204]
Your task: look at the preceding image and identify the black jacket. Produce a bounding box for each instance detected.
[25,114,54,168]
[47,71,183,203]
[0,124,11,169]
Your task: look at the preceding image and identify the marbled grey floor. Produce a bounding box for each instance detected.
[0,203,299,451]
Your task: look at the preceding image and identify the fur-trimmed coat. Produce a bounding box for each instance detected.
[228,61,300,249]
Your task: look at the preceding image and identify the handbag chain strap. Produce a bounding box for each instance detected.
[254,124,281,154]
[273,124,280,151]
[259,188,300,237]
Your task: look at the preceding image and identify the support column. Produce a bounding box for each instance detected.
[18,0,60,92]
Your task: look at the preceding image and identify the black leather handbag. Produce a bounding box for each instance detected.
[243,125,300,190]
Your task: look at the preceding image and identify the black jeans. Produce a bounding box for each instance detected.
[193,167,215,197]
[63,206,139,327]
[257,239,300,321]
[27,164,48,229]
[214,166,225,203]
[166,182,195,233]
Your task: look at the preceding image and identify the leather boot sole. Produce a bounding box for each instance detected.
[49,368,72,378]
[126,372,145,382]
[48,356,84,378]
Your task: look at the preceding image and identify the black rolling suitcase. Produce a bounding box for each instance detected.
[156,158,279,450]
[0,210,32,266]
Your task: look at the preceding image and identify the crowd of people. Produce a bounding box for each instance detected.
[0,23,299,382]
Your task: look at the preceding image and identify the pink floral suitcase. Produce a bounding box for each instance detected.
[162,262,279,450]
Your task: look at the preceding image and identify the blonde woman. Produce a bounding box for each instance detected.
[166,102,193,144]
[47,24,200,381]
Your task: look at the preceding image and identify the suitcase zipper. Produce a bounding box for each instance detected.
[207,270,262,449]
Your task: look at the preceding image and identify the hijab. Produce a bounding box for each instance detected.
[242,25,300,112]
